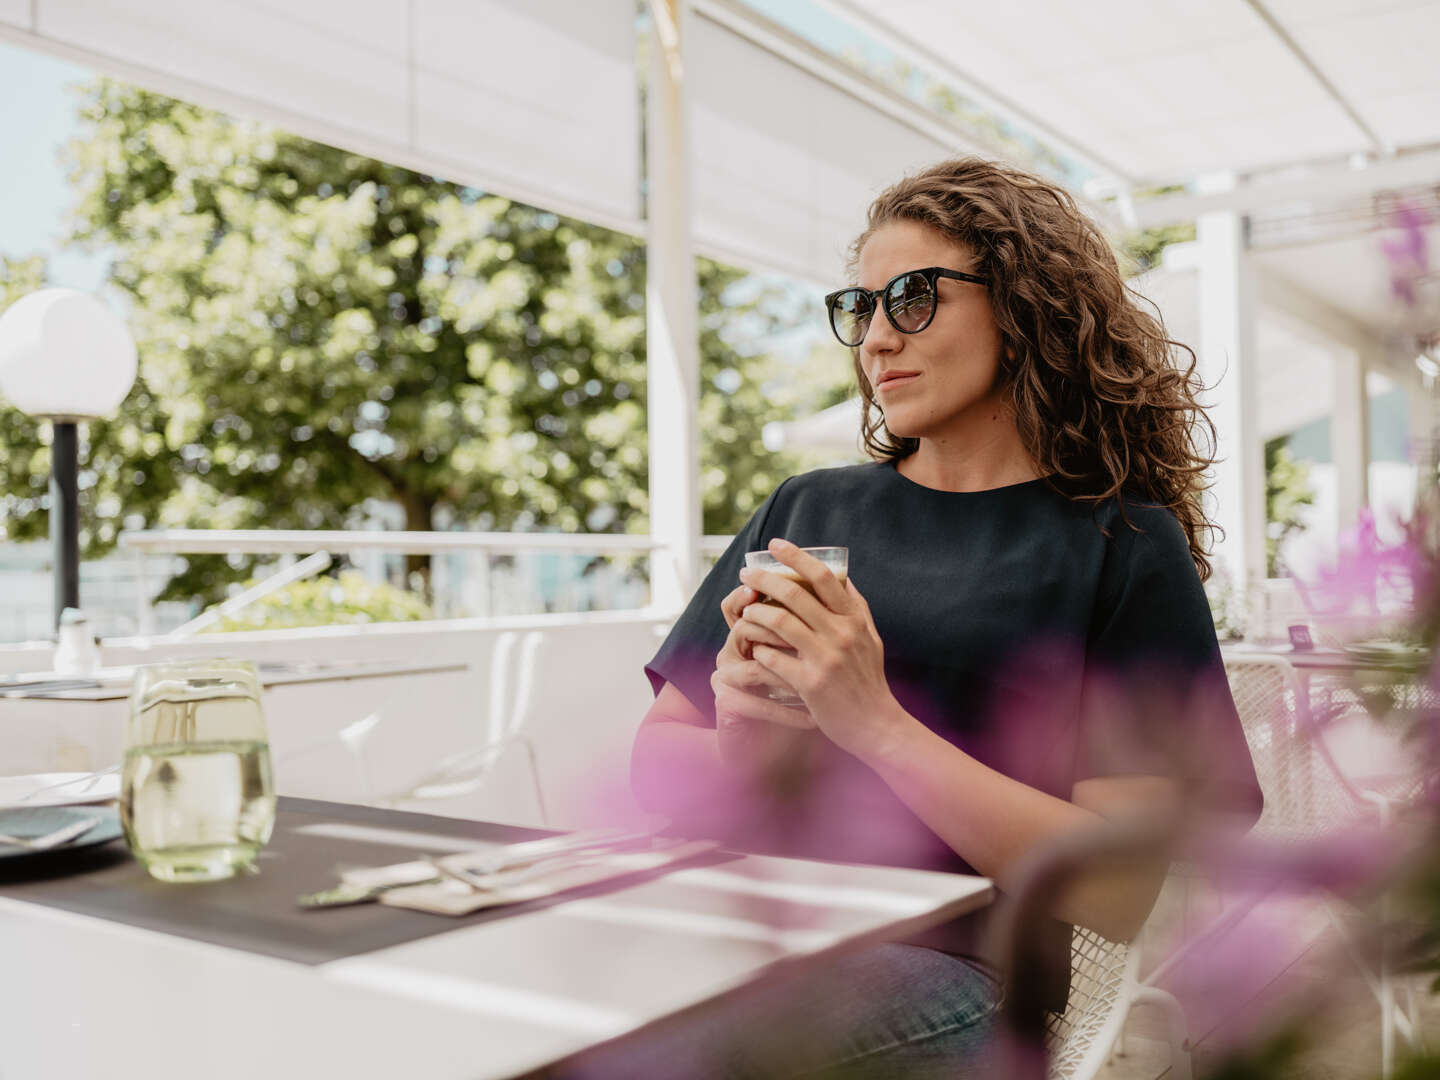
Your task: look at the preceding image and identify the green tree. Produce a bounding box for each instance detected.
[0,79,837,606]
[0,256,50,537]
[1117,186,1196,278]
[1265,436,1317,577]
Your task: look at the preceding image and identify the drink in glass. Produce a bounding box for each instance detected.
[121,659,276,882]
[742,546,848,706]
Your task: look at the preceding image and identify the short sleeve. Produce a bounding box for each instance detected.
[644,479,793,725]
[1078,504,1263,821]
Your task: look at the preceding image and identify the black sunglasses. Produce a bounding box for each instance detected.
[825,266,988,348]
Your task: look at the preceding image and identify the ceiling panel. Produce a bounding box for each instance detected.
[691,11,966,286]
[832,0,1440,184]
[411,0,640,226]
[0,0,29,28]
[39,0,410,143]
[14,0,641,229]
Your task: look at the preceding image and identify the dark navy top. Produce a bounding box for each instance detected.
[644,461,1261,1009]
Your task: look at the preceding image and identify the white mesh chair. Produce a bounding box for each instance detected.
[380,629,550,824]
[1224,655,1372,841]
[990,822,1191,1080]
[281,631,550,824]
[1048,928,1191,1080]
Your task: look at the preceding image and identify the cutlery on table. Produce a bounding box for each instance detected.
[297,820,674,909]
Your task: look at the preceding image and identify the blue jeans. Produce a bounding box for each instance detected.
[560,944,1002,1079]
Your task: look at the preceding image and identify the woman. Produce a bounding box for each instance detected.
[597,158,1260,1077]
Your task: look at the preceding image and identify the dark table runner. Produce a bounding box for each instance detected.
[0,797,702,964]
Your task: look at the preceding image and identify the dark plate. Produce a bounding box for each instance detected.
[0,806,123,863]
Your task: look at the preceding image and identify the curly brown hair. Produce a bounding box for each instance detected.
[848,157,1217,580]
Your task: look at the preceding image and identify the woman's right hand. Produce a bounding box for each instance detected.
[711,614,816,777]
[719,584,793,656]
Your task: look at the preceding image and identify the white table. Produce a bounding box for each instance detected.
[0,661,470,790]
[0,659,467,701]
[0,800,993,1080]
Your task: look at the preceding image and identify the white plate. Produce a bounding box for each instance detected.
[0,772,121,809]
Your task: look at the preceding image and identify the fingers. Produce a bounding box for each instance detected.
[760,538,850,614]
[734,617,790,654]
[713,681,816,730]
[739,592,816,652]
[718,618,786,669]
[713,655,795,696]
[737,568,826,633]
[750,641,806,700]
[844,577,871,614]
[720,584,759,630]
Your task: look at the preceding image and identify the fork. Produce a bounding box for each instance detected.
[17,766,119,803]
[0,817,100,850]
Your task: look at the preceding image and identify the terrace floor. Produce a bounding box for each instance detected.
[1100,876,1438,1079]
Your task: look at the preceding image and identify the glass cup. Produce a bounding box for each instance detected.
[742,546,849,706]
[120,659,277,882]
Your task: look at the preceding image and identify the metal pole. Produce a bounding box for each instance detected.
[50,419,81,629]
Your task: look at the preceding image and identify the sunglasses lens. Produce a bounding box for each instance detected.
[886,272,935,332]
[829,290,872,347]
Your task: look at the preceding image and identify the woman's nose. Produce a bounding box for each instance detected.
[861,306,901,356]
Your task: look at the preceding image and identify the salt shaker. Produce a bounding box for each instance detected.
[53,607,101,675]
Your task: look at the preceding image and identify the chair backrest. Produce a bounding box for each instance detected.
[485,629,544,746]
[1045,927,1136,1080]
[1223,655,1364,840]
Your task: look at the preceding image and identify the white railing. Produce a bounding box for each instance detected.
[119,529,685,556]
[117,529,737,634]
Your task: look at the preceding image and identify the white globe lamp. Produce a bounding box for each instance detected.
[0,288,139,629]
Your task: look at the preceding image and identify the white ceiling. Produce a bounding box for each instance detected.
[1252,223,1440,337]
[820,0,1440,186]
[1132,263,1343,440]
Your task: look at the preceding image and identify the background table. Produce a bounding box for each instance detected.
[0,660,471,807]
[0,798,993,1080]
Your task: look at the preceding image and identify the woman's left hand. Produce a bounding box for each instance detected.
[738,538,910,759]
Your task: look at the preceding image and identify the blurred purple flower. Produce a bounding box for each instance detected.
[1380,198,1431,308]
[1292,506,1430,618]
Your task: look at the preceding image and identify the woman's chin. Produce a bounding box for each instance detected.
[879,411,929,441]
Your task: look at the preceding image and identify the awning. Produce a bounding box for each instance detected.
[0,0,643,233]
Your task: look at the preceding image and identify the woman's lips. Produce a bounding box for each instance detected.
[875,371,921,392]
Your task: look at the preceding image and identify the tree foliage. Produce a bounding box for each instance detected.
[0,80,844,605]
[199,571,431,632]
[1265,437,1317,577]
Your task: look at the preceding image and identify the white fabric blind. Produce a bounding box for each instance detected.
[689,11,967,287]
[7,0,641,229]
[0,1,30,29]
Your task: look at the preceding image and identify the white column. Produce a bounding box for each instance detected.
[1407,370,1437,471]
[1197,203,1266,602]
[644,0,701,613]
[1331,347,1371,534]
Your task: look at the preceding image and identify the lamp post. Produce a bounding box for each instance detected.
[0,289,138,630]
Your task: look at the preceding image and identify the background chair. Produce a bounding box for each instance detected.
[378,629,549,824]
[278,630,550,825]
[1047,927,1191,1080]
[988,819,1190,1080]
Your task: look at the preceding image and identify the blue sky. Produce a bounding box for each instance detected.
[0,41,109,291]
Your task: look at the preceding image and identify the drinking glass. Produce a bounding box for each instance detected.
[743,546,848,706]
[121,659,276,882]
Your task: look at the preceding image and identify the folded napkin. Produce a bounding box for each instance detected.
[378,839,718,916]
